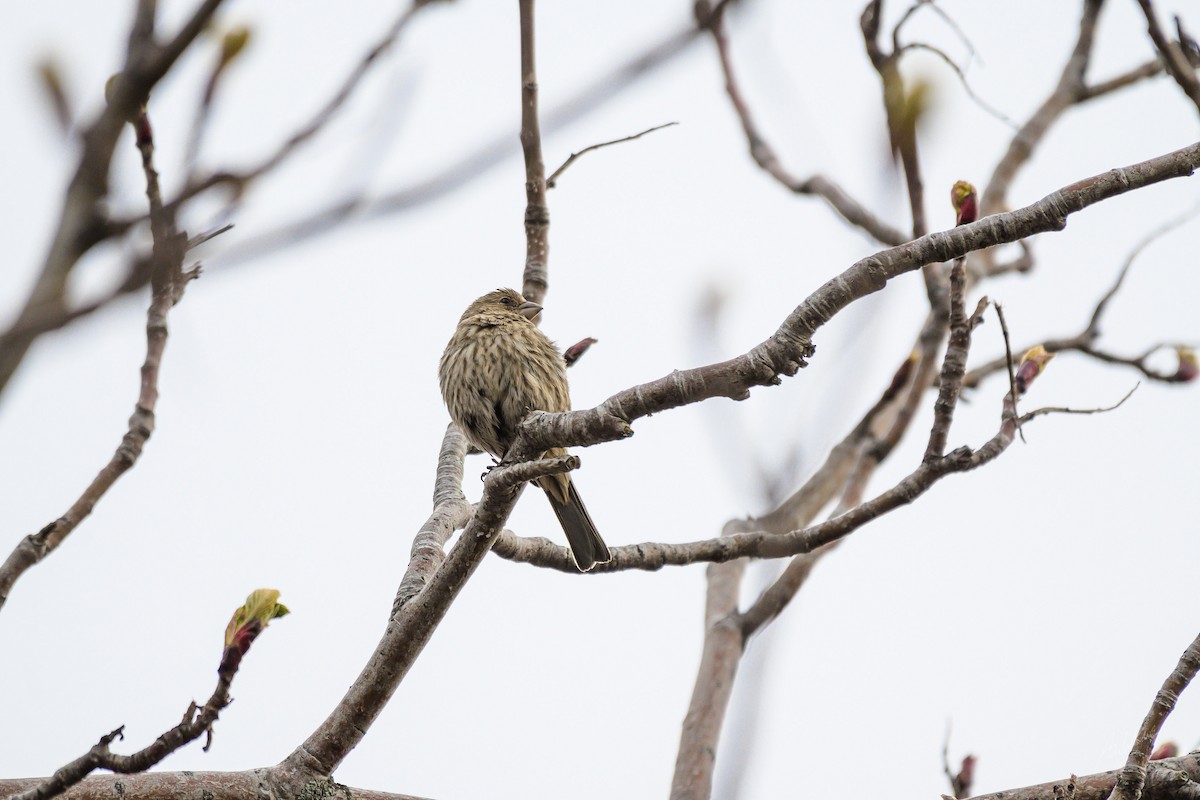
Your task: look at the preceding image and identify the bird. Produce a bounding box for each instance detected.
[439,288,611,571]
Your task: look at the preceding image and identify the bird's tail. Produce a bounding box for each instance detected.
[545,479,611,572]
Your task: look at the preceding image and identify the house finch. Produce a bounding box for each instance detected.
[439,288,611,571]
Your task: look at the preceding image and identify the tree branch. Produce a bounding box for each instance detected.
[1135,0,1200,115]
[545,122,677,188]
[964,204,1200,389]
[0,0,225,400]
[981,0,1103,217]
[697,0,906,246]
[519,0,550,304]
[1108,630,1200,800]
[0,102,197,613]
[515,141,1200,456]
[282,426,473,775]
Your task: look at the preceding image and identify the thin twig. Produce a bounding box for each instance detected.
[4,586,281,800]
[1079,59,1164,101]
[546,122,677,188]
[203,19,712,268]
[994,302,1022,442]
[965,204,1200,389]
[1017,385,1138,425]
[696,0,906,246]
[1087,201,1200,336]
[896,41,1017,128]
[180,2,426,198]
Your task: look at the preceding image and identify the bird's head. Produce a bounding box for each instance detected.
[460,288,543,324]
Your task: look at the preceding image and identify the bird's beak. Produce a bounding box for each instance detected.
[518,300,543,321]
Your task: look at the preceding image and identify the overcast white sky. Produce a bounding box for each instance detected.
[2,1,1199,799]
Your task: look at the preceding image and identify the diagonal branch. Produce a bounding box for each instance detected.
[697,0,906,246]
[546,122,677,188]
[981,0,1103,217]
[284,447,540,776]
[514,141,1200,458]
[0,103,197,613]
[1111,632,1200,800]
[0,0,225,401]
[1135,0,1200,115]
[6,588,286,800]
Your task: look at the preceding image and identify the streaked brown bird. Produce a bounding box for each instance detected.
[439,288,611,571]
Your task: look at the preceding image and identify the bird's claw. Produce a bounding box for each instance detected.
[480,458,506,482]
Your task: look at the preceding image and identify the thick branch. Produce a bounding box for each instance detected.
[283,426,473,775]
[967,754,1200,800]
[1108,630,1200,800]
[0,772,431,800]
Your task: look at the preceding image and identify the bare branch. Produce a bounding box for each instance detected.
[862,0,929,244]
[1108,630,1200,800]
[0,774,432,800]
[515,141,1200,459]
[696,0,906,246]
[994,302,1022,441]
[546,122,677,188]
[1079,59,1164,101]
[0,0,226,398]
[1135,0,1200,115]
[965,204,1200,389]
[924,255,972,461]
[206,19,708,267]
[981,0,1102,217]
[947,755,1200,800]
[1017,385,1138,425]
[285,449,532,775]
[0,103,196,613]
[669,529,748,800]
[5,586,287,800]
[519,0,550,304]
[895,41,1017,128]
[179,2,426,200]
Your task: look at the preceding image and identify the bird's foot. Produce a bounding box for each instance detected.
[480,458,506,482]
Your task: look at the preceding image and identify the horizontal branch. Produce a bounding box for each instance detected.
[968,753,1200,800]
[0,771,431,800]
[494,440,1003,572]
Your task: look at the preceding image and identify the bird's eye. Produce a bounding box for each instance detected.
[501,296,515,307]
